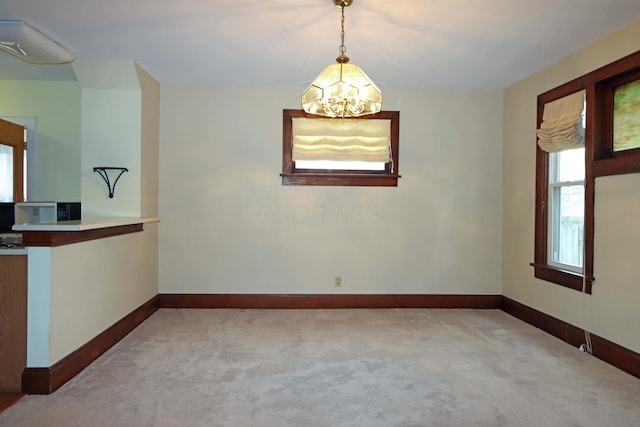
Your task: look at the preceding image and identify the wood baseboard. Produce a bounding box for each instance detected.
[22,296,159,394]
[21,293,638,395]
[20,293,498,394]
[0,393,22,414]
[158,294,502,309]
[500,296,640,379]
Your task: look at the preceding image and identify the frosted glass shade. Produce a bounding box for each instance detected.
[302,62,382,118]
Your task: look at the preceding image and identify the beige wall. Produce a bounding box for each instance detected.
[136,63,160,218]
[0,80,81,202]
[74,60,143,217]
[502,18,640,353]
[48,225,158,365]
[159,86,503,295]
[26,223,159,367]
[14,61,161,368]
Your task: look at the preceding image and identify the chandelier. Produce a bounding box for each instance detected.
[301,0,382,118]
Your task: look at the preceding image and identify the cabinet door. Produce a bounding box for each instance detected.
[0,255,27,392]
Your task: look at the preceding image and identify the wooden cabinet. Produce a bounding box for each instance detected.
[0,255,27,392]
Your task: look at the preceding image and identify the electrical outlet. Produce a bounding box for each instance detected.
[335,276,342,287]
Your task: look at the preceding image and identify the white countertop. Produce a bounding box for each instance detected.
[0,247,27,255]
[12,217,159,232]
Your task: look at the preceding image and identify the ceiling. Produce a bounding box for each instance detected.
[2,0,640,89]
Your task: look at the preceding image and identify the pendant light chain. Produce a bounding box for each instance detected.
[339,5,346,56]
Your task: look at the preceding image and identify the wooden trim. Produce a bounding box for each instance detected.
[501,296,640,379]
[533,79,594,293]
[21,223,143,247]
[592,154,640,176]
[17,293,639,394]
[592,53,640,172]
[281,174,399,186]
[532,50,640,291]
[281,110,401,187]
[18,294,496,394]
[0,393,22,414]
[531,263,590,293]
[20,368,51,395]
[158,294,501,309]
[22,296,159,394]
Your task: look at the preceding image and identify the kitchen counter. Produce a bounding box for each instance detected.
[12,217,159,247]
[0,247,27,255]
[12,216,159,232]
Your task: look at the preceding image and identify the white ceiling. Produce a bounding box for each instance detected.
[2,0,640,89]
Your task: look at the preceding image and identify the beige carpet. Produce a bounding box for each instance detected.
[1,309,639,426]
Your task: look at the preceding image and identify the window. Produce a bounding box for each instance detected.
[592,63,640,177]
[548,147,585,273]
[533,48,640,293]
[0,144,14,202]
[533,86,591,292]
[612,77,640,152]
[281,109,400,186]
[0,118,25,203]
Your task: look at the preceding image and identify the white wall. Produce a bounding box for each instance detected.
[159,86,503,295]
[502,18,640,353]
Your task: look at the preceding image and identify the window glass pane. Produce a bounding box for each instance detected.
[613,78,640,152]
[550,184,584,268]
[295,160,385,171]
[551,147,585,183]
[0,144,14,202]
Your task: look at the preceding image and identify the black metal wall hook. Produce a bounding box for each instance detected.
[93,167,128,198]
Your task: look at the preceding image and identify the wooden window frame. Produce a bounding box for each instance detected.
[592,64,640,177]
[281,109,400,187]
[532,49,640,293]
[533,81,594,293]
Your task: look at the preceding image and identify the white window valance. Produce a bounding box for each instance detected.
[292,117,391,162]
[536,90,585,153]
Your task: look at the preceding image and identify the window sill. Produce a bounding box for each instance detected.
[530,263,592,294]
[281,173,400,187]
